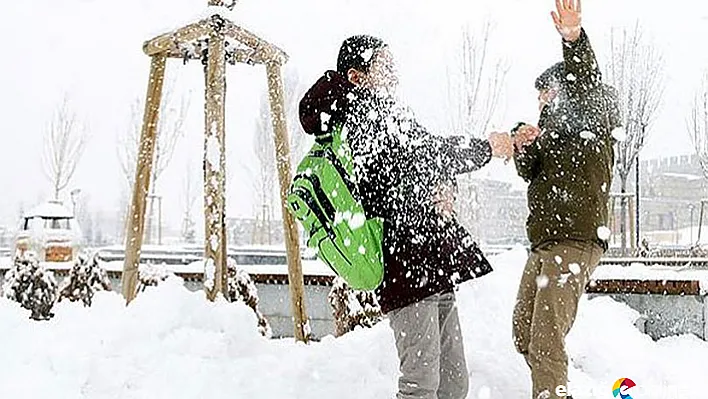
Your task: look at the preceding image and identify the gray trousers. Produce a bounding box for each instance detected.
[388,292,469,399]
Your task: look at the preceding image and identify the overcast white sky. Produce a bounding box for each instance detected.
[0,0,706,232]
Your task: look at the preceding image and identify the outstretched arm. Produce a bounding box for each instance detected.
[552,0,601,92]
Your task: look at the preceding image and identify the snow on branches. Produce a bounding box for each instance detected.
[58,251,112,306]
[225,258,272,338]
[2,252,58,320]
[328,277,383,337]
[137,263,173,293]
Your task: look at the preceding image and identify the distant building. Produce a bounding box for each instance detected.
[456,177,529,246]
[620,154,708,245]
[226,217,286,246]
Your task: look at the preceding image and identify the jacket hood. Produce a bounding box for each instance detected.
[299,70,355,136]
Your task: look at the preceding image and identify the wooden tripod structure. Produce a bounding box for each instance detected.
[121,0,309,342]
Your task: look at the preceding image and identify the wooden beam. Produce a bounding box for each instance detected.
[587,279,701,295]
[629,197,636,251]
[121,55,167,303]
[265,61,308,342]
[143,21,210,56]
[165,47,265,66]
[223,20,288,65]
[202,26,228,302]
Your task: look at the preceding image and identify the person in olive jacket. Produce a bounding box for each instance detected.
[510,1,622,398]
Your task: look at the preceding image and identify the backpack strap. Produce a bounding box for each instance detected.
[311,148,360,201]
[293,174,337,222]
[291,186,335,239]
[315,132,333,145]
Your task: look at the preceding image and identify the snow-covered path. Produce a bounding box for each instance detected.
[0,248,705,398]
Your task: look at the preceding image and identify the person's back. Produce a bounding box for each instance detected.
[347,85,495,309]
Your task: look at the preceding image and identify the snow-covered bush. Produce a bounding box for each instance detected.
[58,251,112,306]
[2,252,58,320]
[137,263,173,293]
[328,277,383,337]
[225,258,272,338]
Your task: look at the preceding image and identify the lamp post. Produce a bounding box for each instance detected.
[70,188,82,216]
[690,204,696,244]
[635,157,640,248]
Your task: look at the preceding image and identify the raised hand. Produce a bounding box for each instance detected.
[551,0,582,42]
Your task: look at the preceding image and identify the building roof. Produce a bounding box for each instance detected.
[25,201,73,219]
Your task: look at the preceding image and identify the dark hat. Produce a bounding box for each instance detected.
[535,62,565,91]
[299,71,355,136]
[337,35,387,74]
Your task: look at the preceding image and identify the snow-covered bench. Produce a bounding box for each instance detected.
[588,263,708,341]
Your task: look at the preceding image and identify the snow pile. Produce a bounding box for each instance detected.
[225,258,272,338]
[0,276,398,399]
[0,248,707,398]
[58,251,112,306]
[456,248,708,398]
[328,276,383,337]
[2,252,58,320]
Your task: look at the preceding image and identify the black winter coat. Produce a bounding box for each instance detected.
[299,72,494,313]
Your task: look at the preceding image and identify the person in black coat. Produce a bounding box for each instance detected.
[299,35,513,399]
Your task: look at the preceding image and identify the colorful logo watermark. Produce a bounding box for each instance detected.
[612,378,636,399]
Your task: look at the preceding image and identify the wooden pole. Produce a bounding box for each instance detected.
[608,197,615,246]
[121,55,167,303]
[265,61,309,343]
[203,27,228,301]
[699,201,706,245]
[629,197,636,252]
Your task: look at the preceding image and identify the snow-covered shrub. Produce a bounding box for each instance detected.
[58,251,112,306]
[225,258,272,338]
[137,263,173,293]
[328,277,383,337]
[2,252,58,320]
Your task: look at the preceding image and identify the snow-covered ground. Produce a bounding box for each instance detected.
[1,248,706,398]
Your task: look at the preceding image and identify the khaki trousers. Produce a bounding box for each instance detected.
[512,240,603,399]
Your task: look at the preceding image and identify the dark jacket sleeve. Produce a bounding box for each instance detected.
[439,136,493,174]
[514,140,542,182]
[562,28,601,95]
[408,121,492,176]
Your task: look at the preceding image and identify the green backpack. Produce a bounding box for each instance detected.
[286,125,384,291]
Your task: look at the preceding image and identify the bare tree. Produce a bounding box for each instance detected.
[251,97,278,245]
[688,71,708,244]
[117,82,190,244]
[247,67,309,244]
[446,21,508,139]
[43,99,87,200]
[690,72,708,179]
[445,21,508,240]
[605,23,664,254]
[180,157,201,244]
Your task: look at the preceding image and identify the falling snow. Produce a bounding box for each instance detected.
[611,127,627,141]
[597,226,611,241]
